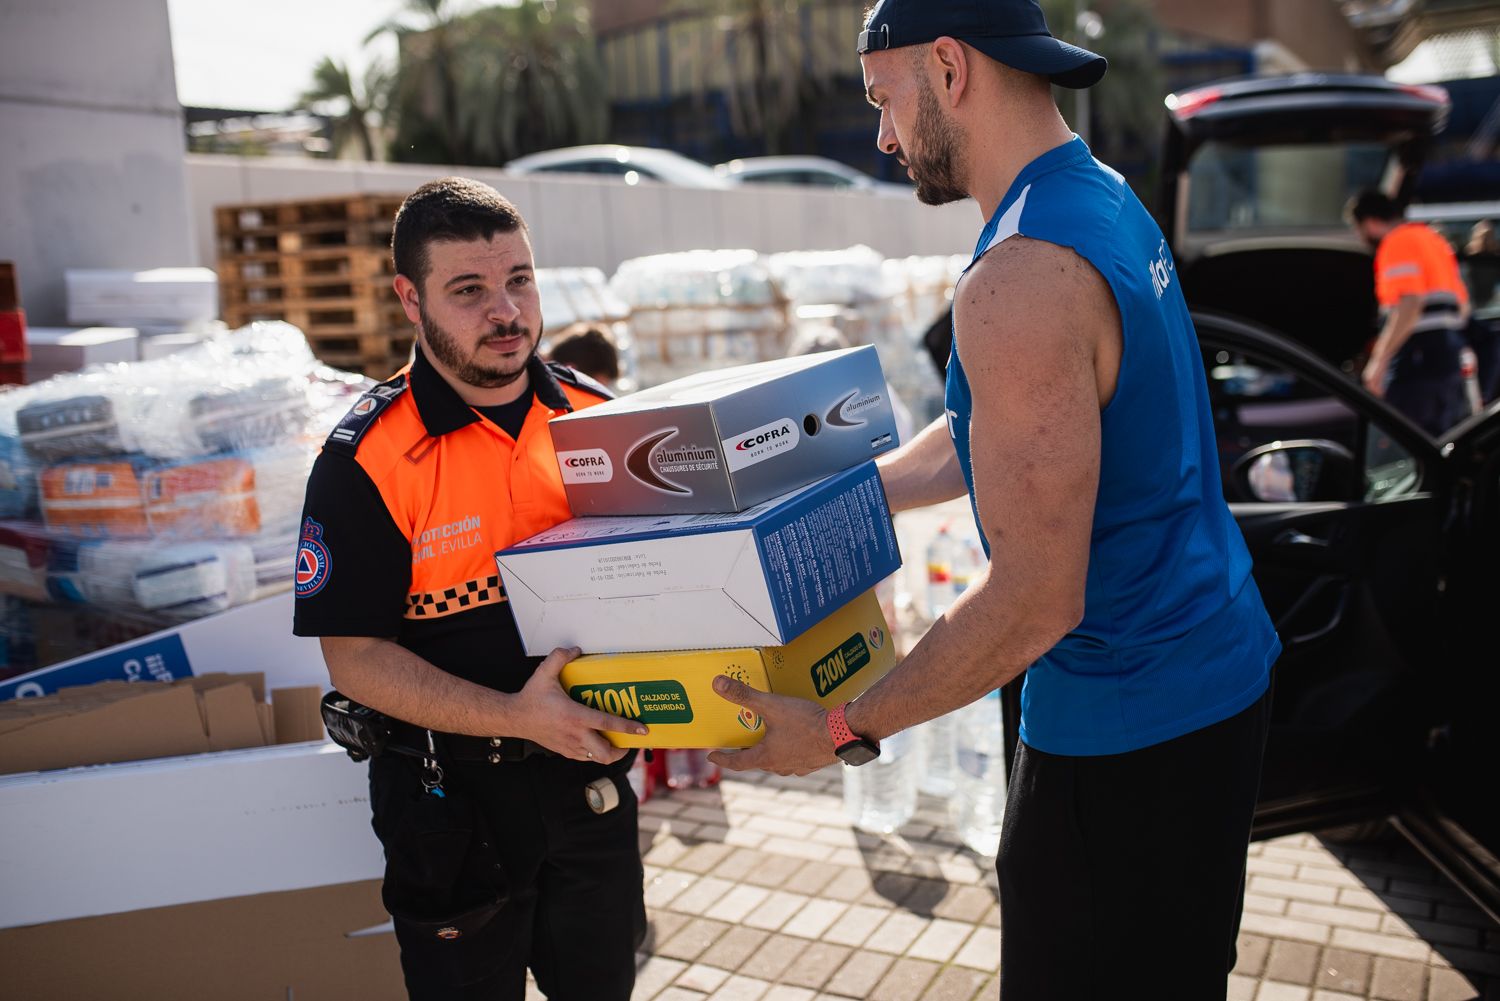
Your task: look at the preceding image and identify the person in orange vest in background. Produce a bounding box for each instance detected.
[1347,190,1471,435]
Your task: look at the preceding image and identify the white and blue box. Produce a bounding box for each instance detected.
[495,461,901,656]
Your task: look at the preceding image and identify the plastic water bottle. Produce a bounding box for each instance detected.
[628,751,655,802]
[665,749,721,790]
[842,729,917,833]
[1461,346,1483,415]
[950,533,983,603]
[926,526,958,619]
[916,711,959,797]
[950,690,1007,856]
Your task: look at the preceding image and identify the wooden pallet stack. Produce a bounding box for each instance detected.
[215,194,412,376]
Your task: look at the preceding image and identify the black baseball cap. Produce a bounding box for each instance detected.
[858,0,1107,90]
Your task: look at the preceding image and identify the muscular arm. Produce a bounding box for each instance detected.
[711,238,1120,771]
[847,239,1109,739]
[875,416,969,513]
[1363,294,1423,397]
[322,636,647,762]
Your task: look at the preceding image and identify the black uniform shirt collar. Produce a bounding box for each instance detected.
[410,343,575,438]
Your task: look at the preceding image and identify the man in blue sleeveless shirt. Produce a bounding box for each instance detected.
[710,1,1281,996]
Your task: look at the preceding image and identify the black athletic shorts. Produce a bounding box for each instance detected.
[997,679,1274,1000]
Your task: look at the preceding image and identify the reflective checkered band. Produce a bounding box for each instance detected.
[406,575,506,619]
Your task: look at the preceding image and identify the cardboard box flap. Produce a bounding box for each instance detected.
[202,683,264,752]
[257,702,275,744]
[189,671,266,704]
[500,531,755,602]
[271,686,325,745]
[502,505,772,553]
[0,684,210,775]
[530,589,783,655]
[722,535,782,637]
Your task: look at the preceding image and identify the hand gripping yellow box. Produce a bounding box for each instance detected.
[560,588,896,749]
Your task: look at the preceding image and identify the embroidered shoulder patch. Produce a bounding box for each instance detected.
[325,374,409,452]
[295,517,332,597]
[546,361,614,402]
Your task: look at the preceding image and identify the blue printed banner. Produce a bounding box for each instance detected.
[0,635,193,701]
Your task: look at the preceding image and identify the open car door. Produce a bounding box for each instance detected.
[1195,312,1447,836]
[995,308,1500,920]
[1197,312,1500,922]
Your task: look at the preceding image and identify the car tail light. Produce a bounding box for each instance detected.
[1165,87,1223,119]
[1397,83,1450,106]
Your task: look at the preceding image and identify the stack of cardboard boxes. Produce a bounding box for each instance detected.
[498,345,906,749]
[0,671,323,776]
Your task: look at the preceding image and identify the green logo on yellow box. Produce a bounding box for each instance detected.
[811,634,871,698]
[570,681,694,723]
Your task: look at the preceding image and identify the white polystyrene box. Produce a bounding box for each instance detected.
[65,268,219,326]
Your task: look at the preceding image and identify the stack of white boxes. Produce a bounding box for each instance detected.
[496,346,906,749]
[49,268,220,372]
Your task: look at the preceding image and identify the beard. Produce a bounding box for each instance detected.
[904,78,969,206]
[419,300,539,390]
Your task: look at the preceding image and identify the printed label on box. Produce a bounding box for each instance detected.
[557,449,614,484]
[722,417,800,473]
[570,680,694,723]
[810,633,873,698]
[828,389,886,428]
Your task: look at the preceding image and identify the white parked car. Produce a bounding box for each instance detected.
[504,145,727,188]
[714,156,910,197]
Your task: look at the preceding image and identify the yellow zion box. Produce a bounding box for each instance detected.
[560,588,896,749]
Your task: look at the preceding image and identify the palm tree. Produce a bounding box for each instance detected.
[299,56,382,160]
[455,0,609,164]
[1042,0,1165,175]
[368,0,470,164]
[669,0,847,155]
[378,0,607,166]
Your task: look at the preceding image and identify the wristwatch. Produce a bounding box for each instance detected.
[826,702,880,766]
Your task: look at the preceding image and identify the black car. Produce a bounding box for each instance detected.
[1026,74,1500,925]
[1158,73,1451,371]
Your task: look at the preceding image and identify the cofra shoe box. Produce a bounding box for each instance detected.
[549,345,898,516]
[560,589,896,748]
[495,461,900,656]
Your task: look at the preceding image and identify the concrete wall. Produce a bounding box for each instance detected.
[184,155,978,274]
[0,0,197,325]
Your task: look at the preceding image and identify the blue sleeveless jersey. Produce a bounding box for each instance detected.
[947,137,1279,756]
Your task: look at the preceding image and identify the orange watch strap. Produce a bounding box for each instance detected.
[827,702,858,748]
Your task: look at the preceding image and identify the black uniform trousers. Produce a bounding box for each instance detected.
[1385,328,1469,437]
[369,748,645,1001]
[996,679,1274,1000]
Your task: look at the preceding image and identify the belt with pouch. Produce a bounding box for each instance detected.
[320,690,550,764]
[387,720,553,764]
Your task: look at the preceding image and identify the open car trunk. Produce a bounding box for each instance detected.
[1181,245,1377,367]
[1158,74,1450,366]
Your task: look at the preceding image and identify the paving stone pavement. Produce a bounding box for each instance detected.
[524,766,1497,1001]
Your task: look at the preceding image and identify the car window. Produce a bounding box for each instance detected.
[741,170,851,188]
[532,161,625,176]
[1202,344,1420,502]
[1186,141,1392,233]
[796,171,853,188]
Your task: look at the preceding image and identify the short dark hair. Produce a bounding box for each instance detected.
[392,177,529,287]
[1346,189,1404,225]
[548,327,620,383]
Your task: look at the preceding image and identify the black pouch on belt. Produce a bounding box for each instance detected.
[320,690,392,762]
[376,765,510,944]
